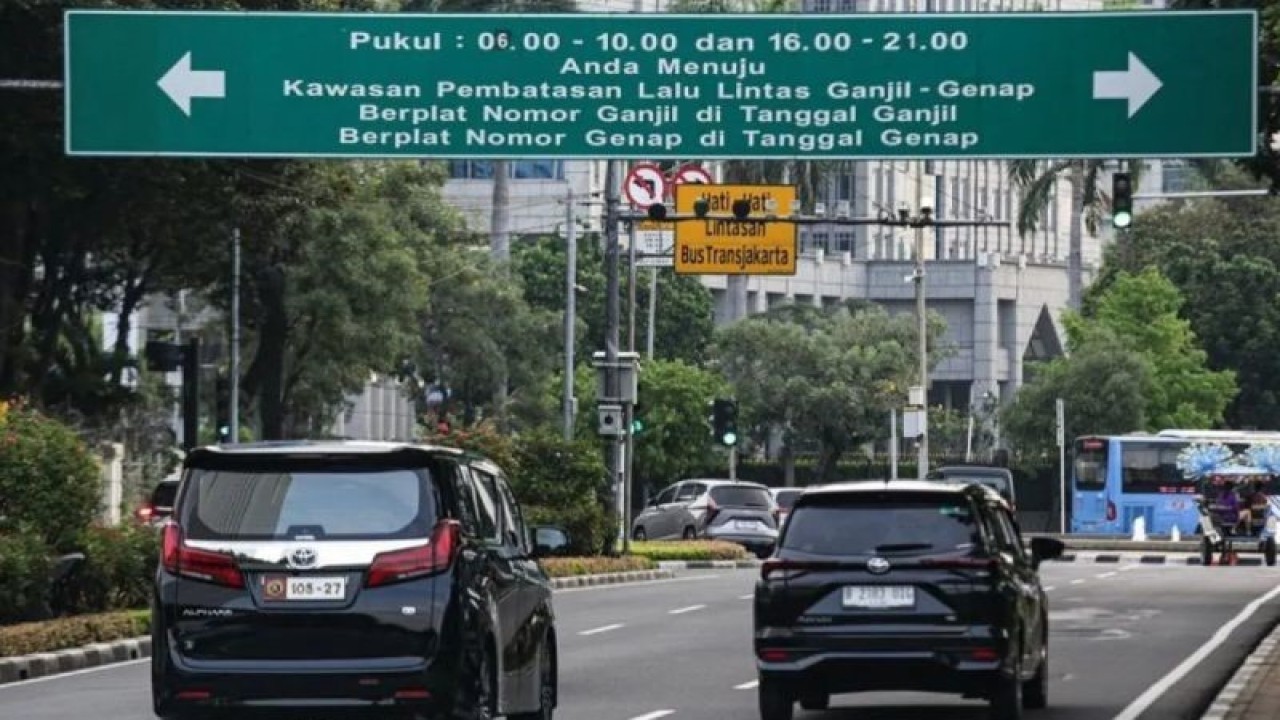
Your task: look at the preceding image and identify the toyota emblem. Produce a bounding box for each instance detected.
[288,547,317,568]
[866,557,891,574]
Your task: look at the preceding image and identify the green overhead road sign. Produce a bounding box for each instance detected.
[64,10,1257,159]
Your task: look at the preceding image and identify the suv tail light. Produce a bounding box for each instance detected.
[367,519,461,588]
[761,558,839,580]
[161,522,244,589]
[918,555,997,570]
[704,497,720,524]
[136,504,155,523]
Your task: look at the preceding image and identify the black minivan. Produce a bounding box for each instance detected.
[753,480,1063,720]
[152,441,567,720]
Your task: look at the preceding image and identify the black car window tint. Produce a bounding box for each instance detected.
[495,476,527,553]
[710,486,772,507]
[463,466,501,541]
[477,469,517,548]
[782,497,979,556]
[674,483,699,502]
[995,508,1028,561]
[447,462,482,535]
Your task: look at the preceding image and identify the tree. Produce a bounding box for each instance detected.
[712,302,948,482]
[1002,333,1151,459]
[513,235,716,367]
[1067,268,1236,430]
[1085,190,1275,427]
[630,360,730,493]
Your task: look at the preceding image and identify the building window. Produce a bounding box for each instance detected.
[449,160,565,180]
[834,231,854,254]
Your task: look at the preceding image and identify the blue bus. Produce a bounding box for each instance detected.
[1070,430,1280,535]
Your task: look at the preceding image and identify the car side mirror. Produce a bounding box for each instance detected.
[1029,537,1065,569]
[531,525,571,558]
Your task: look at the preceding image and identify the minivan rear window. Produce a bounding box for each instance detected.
[781,495,979,557]
[151,481,178,509]
[181,467,436,541]
[711,485,773,508]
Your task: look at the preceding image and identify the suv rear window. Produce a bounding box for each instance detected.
[181,464,436,541]
[781,493,979,557]
[710,485,773,508]
[773,490,803,510]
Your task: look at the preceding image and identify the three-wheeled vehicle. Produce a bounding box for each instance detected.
[1195,466,1278,567]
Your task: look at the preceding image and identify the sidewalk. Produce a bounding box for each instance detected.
[1203,623,1280,719]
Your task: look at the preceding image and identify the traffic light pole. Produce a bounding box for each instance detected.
[729,445,737,482]
[602,159,624,556]
[181,338,200,452]
[230,227,241,444]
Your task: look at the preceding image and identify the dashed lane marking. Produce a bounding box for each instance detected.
[1070,579,1086,585]
[1097,571,1118,578]
[578,623,625,636]
[669,604,706,615]
[735,680,760,690]
[739,593,754,600]
[629,711,676,720]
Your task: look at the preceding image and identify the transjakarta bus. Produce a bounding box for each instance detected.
[1071,431,1280,535]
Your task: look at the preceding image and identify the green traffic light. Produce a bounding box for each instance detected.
[722,431,737,446]
[631,419,644,434]
[1113,211,1132,229]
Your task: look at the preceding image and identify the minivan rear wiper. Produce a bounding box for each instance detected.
[873,543,933,553]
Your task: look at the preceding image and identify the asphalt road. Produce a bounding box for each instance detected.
[2,563,1279,720]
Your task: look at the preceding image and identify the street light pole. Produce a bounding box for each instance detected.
[602,160,624,555]
[915,217,929,480]
[563,189,577,441]
[230,227,241,444]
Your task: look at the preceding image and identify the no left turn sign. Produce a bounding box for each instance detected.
[624,163,666,208]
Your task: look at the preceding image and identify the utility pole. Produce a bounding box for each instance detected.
[645,267,658,359]
[563,189,577,441]
[602,160,624,555]
[623,198,638,555]
[230,227,241,444]
[914,162,931,481]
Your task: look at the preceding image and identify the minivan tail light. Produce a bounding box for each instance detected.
[705,497,720,524]
[161,522,244,589]
[367,519,461,588]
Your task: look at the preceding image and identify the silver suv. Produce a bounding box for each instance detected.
[632,479,779,557]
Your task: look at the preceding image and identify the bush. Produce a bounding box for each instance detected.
[0,610,149,657]
[539,555,655,578]
[0,532,54,625]
[58,525,159,616]
[0,400,102,550]
[627,540,750,561]
[512,431,614,556]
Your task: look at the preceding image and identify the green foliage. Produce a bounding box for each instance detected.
[0,402,102,551]
[0,532,54,625]
[0,610,151,657]
[1088,187,1280,428]
[511,430,612,557]
[627,540,749,561]
[512,235,716,367]
[537,556,655,578]
[711,302,948,481]
[1071,268,1237,429]
[58,526,159,616]
[632,360,731,490]
[1003,334,1151,459]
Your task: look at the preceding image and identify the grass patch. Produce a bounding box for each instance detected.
[627,540,751,561]
[0,610,149,657]
[539,555,656,578]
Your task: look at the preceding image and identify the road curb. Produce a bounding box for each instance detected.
[550,569,675,589]
[1200,620,1280,719]
[0,636,150,686]
[656,559,762,570]
[1051,552,1273,566]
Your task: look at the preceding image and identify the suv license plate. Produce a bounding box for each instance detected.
[843,585,915,609]
[263,575,346,601]
[734,520,758,531]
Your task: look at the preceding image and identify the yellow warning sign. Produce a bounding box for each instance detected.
[673,184,797,276]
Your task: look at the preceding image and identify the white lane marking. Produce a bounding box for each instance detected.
[1097,571,1118,579]
[1071,579,1086,585]
[1044,586,1056,592]
[735,679,760,690]
[578,623,625,636]
[0,657,148,689]
[1113,580,1280,720]
[1121,564,1143,571]
[670,604,706,615]
[630,711,676,720]
[555,573,722,594]
[740,593,754,600]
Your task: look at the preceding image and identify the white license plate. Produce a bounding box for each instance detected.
[842,585,915,609]
[263,575,346,601]
[734,520,758,530]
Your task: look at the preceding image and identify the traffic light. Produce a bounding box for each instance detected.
[630,403,645,435]
[711,398,738,446]
[214,373,231,443]
[1112,172,1133,229]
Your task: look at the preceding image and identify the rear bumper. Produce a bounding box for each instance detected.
[155,646,452,712]
[706,531,777,550]
[755,638,1006,696]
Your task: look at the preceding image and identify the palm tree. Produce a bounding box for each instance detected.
[1008,160,1142,310]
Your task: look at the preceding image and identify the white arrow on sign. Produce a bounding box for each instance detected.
[1092,52,1162,119]
[158,52,226,117]
[624,164,667,208]
[674,164,713,186]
